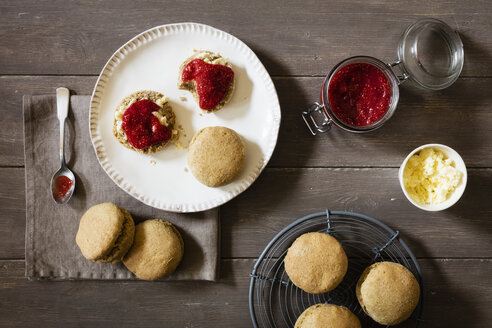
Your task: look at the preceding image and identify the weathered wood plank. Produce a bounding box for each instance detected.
[0,1,491,76]
[271,77,492,168]
[0,168,25,258]
[0,259,490,327]
[0,259,251,327]
[1,167,490,259]
[0,76,97,167]
[221,168,492,258]
[1,76,491,167]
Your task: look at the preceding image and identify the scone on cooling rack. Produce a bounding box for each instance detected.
[295,304,361,328]
[284,232,348,294]
[356,261,420,325]
[76,203,135,264]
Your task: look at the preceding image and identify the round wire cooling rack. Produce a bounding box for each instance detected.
[249,210,424,328]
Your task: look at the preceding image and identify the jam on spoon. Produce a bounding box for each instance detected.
[53,175,74,203]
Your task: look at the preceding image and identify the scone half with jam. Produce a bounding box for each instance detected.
[113,90,178,154]
[178,50,235,112]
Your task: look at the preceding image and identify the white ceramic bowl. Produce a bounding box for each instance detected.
[399,144,467,211]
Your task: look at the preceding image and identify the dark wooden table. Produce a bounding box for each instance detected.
[1,1,491,327]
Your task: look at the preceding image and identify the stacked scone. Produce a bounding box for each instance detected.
[76,203,135,264]
[76,203,183,281]
[284,232,420,326]
[124,219,184,281]
[113,50,245,187]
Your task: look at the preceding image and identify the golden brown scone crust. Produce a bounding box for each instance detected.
[102,208,135,263]
[177,50,235,112]
[284,232,348,294]
[123,219,184,281]
[76,203,135,264]
[112,90,177,154]
[188,126,245,187]
[356,261,420,326]
[295,304,361,328]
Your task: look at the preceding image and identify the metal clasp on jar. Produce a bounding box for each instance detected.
[301,102,331,135]
[388,60,409,84]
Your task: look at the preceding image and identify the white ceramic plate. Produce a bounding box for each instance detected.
[90,23,281,212]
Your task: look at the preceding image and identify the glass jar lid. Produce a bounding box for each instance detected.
[397,18,464,90]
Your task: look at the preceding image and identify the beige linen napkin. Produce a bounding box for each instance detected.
[24,95,220,281]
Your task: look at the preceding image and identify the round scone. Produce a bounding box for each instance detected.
[356,261,420,325]
[123,219,184,281]
[178,50,235,112]
[284,232,348,294]
[295,304,361,328]
[188,126,246,187]
[75,203,135,264]
[113,90,177,154]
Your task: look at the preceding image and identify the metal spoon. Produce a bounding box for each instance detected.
[51,87,75,204]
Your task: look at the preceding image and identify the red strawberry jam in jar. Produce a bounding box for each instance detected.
[328,62,392,127]
[302,18,464,134]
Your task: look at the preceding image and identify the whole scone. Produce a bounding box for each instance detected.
[284,232,348,294]
[188,126,246,187]
[123,219,184,281]
[295,304,361,328]
[76,203,135,264]
[178,50,235,112]
[356,261,420,326]
[113,90,177,154]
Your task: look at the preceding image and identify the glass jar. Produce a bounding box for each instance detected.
[302,18,464,135]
